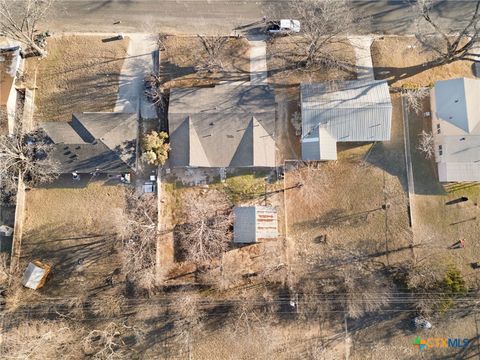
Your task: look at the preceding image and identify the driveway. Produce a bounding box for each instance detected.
[114,33,158,119]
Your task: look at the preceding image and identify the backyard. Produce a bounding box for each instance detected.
[19,181,127,298]
[24,35,129,122]
[406,96,480,288]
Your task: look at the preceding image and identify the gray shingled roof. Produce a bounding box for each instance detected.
[168,84,276,167]
[42,112,137,173]
[233,206,278,244]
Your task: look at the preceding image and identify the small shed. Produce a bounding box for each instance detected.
[233,206,278,244]
[22,260,51,290]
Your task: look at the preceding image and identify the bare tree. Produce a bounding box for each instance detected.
[285,0,364,69]
[173,293,204,360]
[288,162,332,212]
[417,130,435,159]
[176,191,233,264]
[412,0,480,65]
[404,87,429,114]
[342,267,392,319]
[0,125,59,200]
[83,322,144,359]
[118,191,158,294]
[0,0,54,57]
[195,34,228,73]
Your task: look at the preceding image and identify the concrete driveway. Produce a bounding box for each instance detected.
[114,33,158,119]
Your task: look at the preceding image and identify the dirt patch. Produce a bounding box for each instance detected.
[266,36,357,86]
[161,35,250,89]
[20,181,127,297]
[372,36,475,87]
[24,35,129,123]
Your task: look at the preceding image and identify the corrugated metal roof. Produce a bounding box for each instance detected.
[318,127,338,160]
[234,206,278,244]
[301,127,337,160]
[301,80,392,142]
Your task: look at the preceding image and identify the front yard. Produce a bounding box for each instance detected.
[161,35,250,89]
[24,35,129,122]
[371,36,475,87]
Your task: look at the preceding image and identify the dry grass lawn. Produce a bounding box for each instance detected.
[24,35,129,122]
[372,36,475,88]
[266,36,357,86]
[285,95,410,272]
[161,35,250,89]
[406,97,480,287]
[20,182,127,296]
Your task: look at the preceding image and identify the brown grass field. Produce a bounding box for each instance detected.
[24,35,129,122]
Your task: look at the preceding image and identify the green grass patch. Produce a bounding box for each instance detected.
[221,174,266,204]
[439,264,467,313]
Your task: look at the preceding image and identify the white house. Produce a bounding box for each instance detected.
[431,78,480,182]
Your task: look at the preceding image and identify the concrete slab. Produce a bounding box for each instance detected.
[349,36,375,81]
[114,33,158,119]
[248,36,267,85]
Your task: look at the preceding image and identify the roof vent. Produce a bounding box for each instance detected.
[454,99,459,103]
[209,122,214,126]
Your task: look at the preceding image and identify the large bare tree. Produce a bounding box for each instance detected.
[0,125,59,200]
[413,0,480,65]
[176,191,233,264]
[286,0,363,69]
[118,191,158,294]
[195,34,228,73]
[0,0,54,57]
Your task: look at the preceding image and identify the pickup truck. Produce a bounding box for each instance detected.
[266,19,301,35]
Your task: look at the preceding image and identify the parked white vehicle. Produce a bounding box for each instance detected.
[413,317,432,329]
[266,19,301,35]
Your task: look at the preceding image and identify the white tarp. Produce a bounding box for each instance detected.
[22,262,47,290]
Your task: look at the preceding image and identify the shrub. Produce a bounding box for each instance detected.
[141,131,170,165]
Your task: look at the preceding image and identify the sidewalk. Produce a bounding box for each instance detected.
[114,33,158,119]
[349,36,375,81]
[248,35,268,85]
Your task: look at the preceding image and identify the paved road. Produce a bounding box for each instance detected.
[49,0,477,35]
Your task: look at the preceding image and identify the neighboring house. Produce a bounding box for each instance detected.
[0,46,21,135]
[168,83,276,168]
[301,80,392,161]
[431,78,480,182]
[233,206,278,244]
[42,112,138,174]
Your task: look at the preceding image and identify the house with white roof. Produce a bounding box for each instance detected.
[300,80,392,161]
[431,78,480,182]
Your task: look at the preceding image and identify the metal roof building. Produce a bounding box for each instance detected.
[300,80,392,160]
[431,78,480,182]
[168,83,276,168]
[233,206,278,244]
